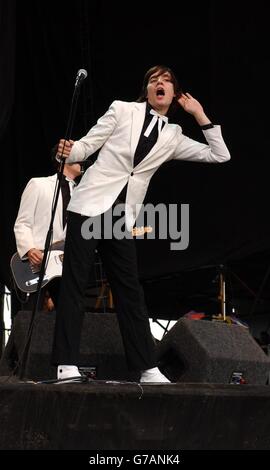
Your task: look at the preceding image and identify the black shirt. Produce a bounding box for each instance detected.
[117,103,165,203]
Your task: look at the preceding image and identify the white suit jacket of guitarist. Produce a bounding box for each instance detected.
[14,174,66,259]
[66,100,231,230]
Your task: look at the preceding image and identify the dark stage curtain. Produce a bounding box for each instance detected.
[1,1,270,318]
[0,0,16,139]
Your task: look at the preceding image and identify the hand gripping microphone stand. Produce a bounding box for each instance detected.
[18,69,88,380]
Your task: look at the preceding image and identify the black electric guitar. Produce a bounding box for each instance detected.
[10,225,153,294]
[10,241,65,293]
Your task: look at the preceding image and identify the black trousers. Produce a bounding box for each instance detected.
[51,210,157,371]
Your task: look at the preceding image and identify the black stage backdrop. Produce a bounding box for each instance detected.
[1,0,270,317]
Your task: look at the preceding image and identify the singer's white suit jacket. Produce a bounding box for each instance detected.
[14,174,66,258]
[66,100,231,229]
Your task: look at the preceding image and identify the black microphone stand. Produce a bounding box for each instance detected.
[18,72,86,380]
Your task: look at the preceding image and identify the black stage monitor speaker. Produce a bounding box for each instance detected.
[0,311,134,381]
[157,318,270,385]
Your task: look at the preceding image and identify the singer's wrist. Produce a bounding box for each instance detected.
[200,123,214,130]
[194,112,211,126]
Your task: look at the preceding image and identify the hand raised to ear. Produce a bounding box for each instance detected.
[177,92,212,126]
[177,92,205,116]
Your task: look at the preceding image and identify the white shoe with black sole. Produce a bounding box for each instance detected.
[140,367,171,383]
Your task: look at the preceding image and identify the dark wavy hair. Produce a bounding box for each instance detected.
[136,65,182,116]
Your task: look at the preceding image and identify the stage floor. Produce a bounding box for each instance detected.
[1,376,270,450]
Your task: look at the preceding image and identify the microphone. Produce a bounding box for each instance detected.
[75,68,88,88]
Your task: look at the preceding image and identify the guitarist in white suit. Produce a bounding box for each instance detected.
[52,65,231,383]
[13,161,81,308]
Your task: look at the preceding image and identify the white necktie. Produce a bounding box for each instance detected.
[144,109,168,138]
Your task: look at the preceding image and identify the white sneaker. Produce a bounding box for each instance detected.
[140,367,171,383]
[57,365,82,383]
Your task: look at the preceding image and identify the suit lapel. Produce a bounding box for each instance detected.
[134,121,174,169]
[130,102,147,157]
[130,102,176,170]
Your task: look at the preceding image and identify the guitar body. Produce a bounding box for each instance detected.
[10,228,152,294]
[10,244,64,293]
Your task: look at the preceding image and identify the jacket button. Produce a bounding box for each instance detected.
[130,172,134,176]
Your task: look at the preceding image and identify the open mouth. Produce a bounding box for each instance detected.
[156,88,165,97]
